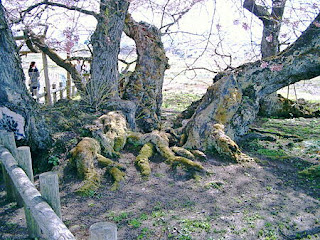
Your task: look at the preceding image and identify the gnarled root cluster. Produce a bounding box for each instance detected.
[69,136,126,194]
[128,130,205,175]
[69,111,206,192]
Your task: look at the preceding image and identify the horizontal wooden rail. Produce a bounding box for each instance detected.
[0,146,76,240]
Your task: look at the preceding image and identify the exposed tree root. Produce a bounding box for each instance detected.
[127,130,205,173]
[135,143,153,177]
[69,137,125,193]
[210,124,253,163]
[92,111,128,158]
[69,137,101,195]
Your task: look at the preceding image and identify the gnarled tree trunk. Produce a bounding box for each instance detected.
[89,0,129,107]
[182,14,320,160]
[123,14,169,132]
[0,3,51,152]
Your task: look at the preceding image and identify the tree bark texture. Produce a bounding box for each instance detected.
[90,0,129,104]
[123,14,169,132]
[183,14,320,153]
[0,4,51,151]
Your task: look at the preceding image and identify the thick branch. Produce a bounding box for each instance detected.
[243,0,271,24]
[25,30,84,92]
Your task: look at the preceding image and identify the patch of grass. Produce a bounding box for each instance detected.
[256,148,288,160]
[180,219,211,233]
[128,218,142,228]
[262,118,320,139]
[204,181,224,190]
[152,210,166,218]
[168,218,211,240]
[106,211,130,223]
[257,222,279,240]
[162,92,201,112]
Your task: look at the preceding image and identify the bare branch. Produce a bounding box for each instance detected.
[20,0,98,23]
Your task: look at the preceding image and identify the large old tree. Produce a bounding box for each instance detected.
[15,0,169,132]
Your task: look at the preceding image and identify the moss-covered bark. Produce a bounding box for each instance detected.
[92,111,128,158]
[69,137,101,195]
[123,14,169,132]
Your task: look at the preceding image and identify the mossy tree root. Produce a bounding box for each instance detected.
[135,143,154,177]
[70,137,102,195]
[128,131,205,172]
[97,154,126,190]
[92,111,128,158]
[209,124,253,163]
[70,137,126,194]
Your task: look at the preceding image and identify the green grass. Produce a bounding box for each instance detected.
[256,148,288,160]
[106,211,130,223]
[162,92,201,112]
[299,165,320,179]
[262,118,320,139]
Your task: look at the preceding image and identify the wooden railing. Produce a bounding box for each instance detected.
[36,82,77,105]
[0,130,117,240]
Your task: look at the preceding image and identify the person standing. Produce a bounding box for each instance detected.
[28,61,40,97]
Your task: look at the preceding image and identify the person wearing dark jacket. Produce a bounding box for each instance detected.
[28,61,40,97]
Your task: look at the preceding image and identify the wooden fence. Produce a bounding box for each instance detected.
[36,82,77,105]
[0,130,117,240]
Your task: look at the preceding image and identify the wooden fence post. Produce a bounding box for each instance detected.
[71,85,75,97]
[0,131,23,205]
[16,145,40,238]
[39,172,62,219]
[53,92,57,103]
[0,146,76,239]
[42,52,52,105]
[17,146,34,182]
[89,222,117,240]
[59,82,64,100]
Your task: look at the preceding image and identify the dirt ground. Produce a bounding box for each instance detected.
[1,116,320,240]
